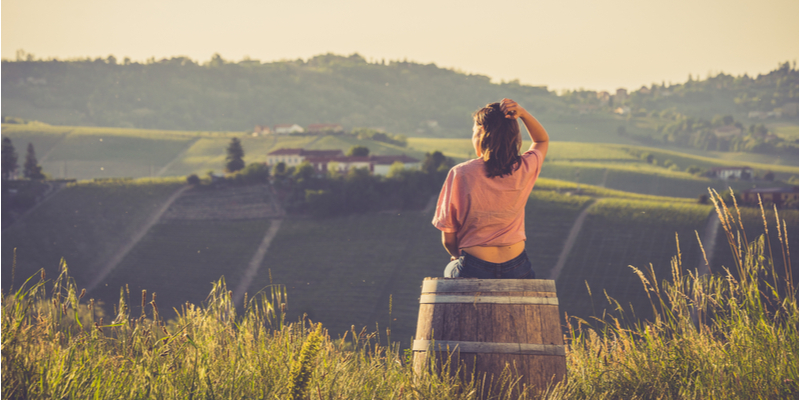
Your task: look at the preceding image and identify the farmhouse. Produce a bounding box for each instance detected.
[741,186,798,208]
[252,125,272,136]
[713,125,743,138]
[706,166,753,180]
[266,148,420,175]
[273,124,304,135]
[266,148,343,168]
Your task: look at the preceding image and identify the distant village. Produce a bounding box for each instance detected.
[253,123,420,176]
[266,148,419,176]
[252,123,345,136]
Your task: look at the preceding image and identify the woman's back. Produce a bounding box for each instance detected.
[432,148,544,250]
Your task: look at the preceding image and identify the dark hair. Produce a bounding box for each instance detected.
[473,102,521,178]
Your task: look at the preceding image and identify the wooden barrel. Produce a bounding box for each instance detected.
[413,277,566,391]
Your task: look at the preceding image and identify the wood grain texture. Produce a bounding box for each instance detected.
[413,278,567,392]
[422,278,556,293]
[419,294,559,305]
[413,340,566,356]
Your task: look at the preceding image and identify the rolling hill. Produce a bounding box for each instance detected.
[5,175,795,347]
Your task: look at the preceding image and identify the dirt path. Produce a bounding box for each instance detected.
[697,210,720,276]
[86,185,191,292]
[39,131,71,163]
[547,199,597,280]
[3,182,68,232]
[232,219,283,306]
[156,138,199,177]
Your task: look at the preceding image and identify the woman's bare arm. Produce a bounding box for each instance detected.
[442,231,460,260]
[500,98,549,158]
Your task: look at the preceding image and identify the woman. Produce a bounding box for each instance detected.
[432,98,549,278]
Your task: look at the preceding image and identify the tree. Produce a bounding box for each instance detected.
[225,137,245,173]
[1,137,18,180]
[422,151,448,174]
[347,145,369,157]
[23,143,45,180]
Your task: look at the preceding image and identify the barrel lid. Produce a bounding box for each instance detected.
[421,278,556,293]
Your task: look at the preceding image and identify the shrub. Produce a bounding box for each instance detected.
[186,174,200,185]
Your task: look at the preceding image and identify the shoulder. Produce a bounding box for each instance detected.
[449,158,484,176]
[521,148,544,164]
[515,149,544,173]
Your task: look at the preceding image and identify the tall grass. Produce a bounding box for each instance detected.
[563,189,797,399]
[2,191,796,399]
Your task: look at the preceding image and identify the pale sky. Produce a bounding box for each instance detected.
[2,0,797,92]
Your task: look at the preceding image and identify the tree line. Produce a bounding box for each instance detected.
[190,138,454,217]
[1,137,45,180]
[1,53,554,137]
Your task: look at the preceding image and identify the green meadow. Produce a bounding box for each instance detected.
[3,123,797,200]
[2,178,184,288]
[3,195,796,398]
[7,173,794,350]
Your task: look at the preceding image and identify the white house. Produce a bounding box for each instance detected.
[266,148,343,168]
[707,166,753,180]
[266,148,419,175]
[713,126,743,138]
[273,124,304,135]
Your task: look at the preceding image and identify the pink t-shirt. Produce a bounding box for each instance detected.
[432,148,545,249]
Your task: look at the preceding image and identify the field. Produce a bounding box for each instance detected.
[410,138,798,198]
[557,198,712,321]
[89,219,274,320]
[709,204,798,287]
[1,124,428,180]
[1,178,184,289]
[3,198,795,399]
[4,174,797,346]
[245,190,594,344]
[4,123,797,198]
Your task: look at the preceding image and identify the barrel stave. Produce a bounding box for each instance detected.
[414,278,566,392]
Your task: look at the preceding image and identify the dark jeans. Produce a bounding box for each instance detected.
[444,250,535,279]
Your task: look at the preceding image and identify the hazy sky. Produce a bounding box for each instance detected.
[2,0,797,91]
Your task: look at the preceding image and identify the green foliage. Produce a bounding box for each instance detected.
[421,151,454,174]
[685,165,702,175]
[1,137,18,179]
[0,55,555,136]
[227,162,269,185]
[224,137,245,173]
[2,196,796,398]
[1,178,185,289]
[350,128,407,147]
[287,323,324,400]
[565,191,797,399]
[346,145,370,157]
[186,173,200,185]
[23,143,45,180]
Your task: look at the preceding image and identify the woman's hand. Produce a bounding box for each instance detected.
[500,98,550,157]
[500,98,528,119]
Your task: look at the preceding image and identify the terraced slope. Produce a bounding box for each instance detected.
[2,178,185,288]
[243,190,593,344]
[89,219,274,320]
[6,172,791,346]
[556,198,712,322]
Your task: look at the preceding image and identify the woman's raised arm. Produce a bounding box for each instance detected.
[500,98,549,158]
